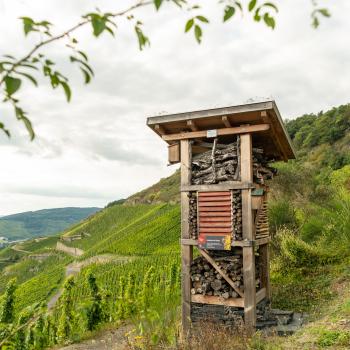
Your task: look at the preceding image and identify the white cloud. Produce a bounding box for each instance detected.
[0,0,349,214]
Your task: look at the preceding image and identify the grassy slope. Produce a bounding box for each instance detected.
[0,207,101,241]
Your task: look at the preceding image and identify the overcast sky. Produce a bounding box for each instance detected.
[0,0,349,215]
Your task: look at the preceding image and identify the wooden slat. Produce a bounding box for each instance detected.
[198,191,230,197]
[200,217,232,222]
[256,288,267,304]
[199,212,231,217]
[222,115,232,128]
[200,227,232,233]
[198,201,231,207]
[162,123,270,141]
[199,249,244,298]
[191,294,244,308]
[199,222,232,228]
[181,182,253,192]
[199,206,231,212]
[198,196,231,202]
[187,120,199,132]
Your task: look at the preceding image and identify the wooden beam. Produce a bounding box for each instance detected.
[260,244,271,301]
[187,120,199,131]
[256,288,267,304]
[191,294,244,308]
[162,124,270,141]
[199,249,244,298]
[261,111,288,161]
[222,115,231,128]
[181,182,253,192]
[155,124,166,135]
[240,133,256,332]
[180,139,192,337]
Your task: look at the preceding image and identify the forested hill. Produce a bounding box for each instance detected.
[124,103,350,206]
[0,207,100,241]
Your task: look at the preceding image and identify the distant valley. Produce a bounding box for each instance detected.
[0,207,100,241]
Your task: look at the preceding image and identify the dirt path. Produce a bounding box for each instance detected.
[47,255,133,310]
[11,244,30,253]
[55,324,132,350]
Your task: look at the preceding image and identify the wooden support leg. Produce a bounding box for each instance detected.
[260,243,271,301]
[181,244,193,337]
[243,245,256,331]
[180,140,192,337]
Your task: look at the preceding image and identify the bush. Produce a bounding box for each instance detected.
[268,200,297,233]
[278,230,337,268]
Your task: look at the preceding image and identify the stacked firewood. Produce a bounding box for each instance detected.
[188,192,198,239]
[192,138,240,185]
[190,253,262,298]
[191,140,276,185]
[232,190,242,240]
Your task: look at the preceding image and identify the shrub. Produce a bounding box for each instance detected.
[268,200,297,233]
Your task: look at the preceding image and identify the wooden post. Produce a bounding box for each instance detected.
[260,243,271,300]
[180,139,192,337]
[240,133,256,332]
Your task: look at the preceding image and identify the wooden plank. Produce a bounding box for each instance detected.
[199,249,244,298]
[198,196,231,202]
[191,294,244,308]
[198,201,231,207]
[199,212,231,217]
[256,237,271,246]
[199,206,231,212]
[199,227,232,233]
[200,217,232,222]
[198,191,230,197]
[162,124,270,141]
[181,238,198,246]
[240,133,256,332]
[180,139,192,336]
[168,143,180,164]
[256,288,267,304]
[155,124,166,135]
[222,115,231,128]
[199,222,232,228]
[260,244,271,300]
[181,182,253,192]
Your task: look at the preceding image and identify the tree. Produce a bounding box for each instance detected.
[86,271,103,331]
[0,0,330,140]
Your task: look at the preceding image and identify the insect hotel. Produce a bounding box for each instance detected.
[147,101,295,333]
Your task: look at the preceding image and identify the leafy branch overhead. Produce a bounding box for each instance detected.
[0,0,331,140]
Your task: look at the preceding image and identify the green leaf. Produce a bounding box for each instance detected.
[185,18,194,33]
[80,68,91,84]
[154,0,163,10]
[15,107,34,140]
[20,17,34,36]
[194,24,202,43]
[91,17,106,37]
[234,1,243,12]
[263,13,275,29]
[0,122,10,138]
[248,0,257,12]
[196,15,209,23]
[263,2,278,12]
[16,72,38,86]
[318,8,331,18]
[4,76,21,96]
[77,51,88,61]
[60,81,71,102]
[224,6,236,22]
[312,16,320,28]
[135,26,150,50]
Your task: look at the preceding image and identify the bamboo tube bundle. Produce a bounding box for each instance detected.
[231,190,242,240]
[188,192,198,239]
[255,201,269,239]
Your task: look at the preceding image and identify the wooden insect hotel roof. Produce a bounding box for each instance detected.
[147,100,295,161]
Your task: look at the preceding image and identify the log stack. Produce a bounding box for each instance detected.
[191,140,276,185]
[231,190,242,240]
[190,253,261,298]
[189,192,198,239]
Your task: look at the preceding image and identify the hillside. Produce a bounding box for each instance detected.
[0,207,100,241]
[0,103,350,349]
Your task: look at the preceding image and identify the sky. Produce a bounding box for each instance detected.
[0,0,349,215]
